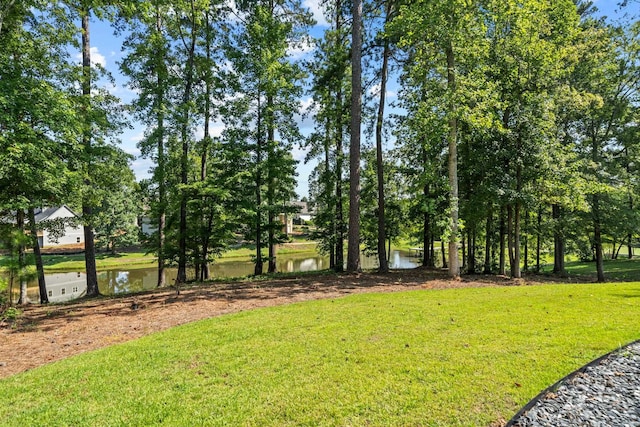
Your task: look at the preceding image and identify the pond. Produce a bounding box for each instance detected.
[14,250,419,303]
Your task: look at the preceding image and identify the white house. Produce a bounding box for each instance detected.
[290,201,315,224]
[34,206,84,248]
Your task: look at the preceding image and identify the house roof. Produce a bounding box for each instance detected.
[34,206,79,223]
[290,201,315,216]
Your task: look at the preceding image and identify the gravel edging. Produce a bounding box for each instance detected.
[507,340,640,426]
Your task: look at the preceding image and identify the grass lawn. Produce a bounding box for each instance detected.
[1,282,639,426]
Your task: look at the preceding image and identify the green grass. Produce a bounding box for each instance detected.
[0,241,321,273]
[536,257,640,282]
[2,282,639,426]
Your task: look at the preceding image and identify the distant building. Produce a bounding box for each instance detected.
[290,201,315,224]
[33,206,84,248]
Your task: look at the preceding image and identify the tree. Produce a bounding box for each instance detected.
[230,0,311,275]
[120,0,174,287]
[346,0,363,273]
[306,0,351,272]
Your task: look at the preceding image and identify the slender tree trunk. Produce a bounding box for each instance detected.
[200,13,213,281]
[255,97,264,276]
[484,206,492,274]
[536,207,542,273]
[461,231,466,270]
[593,194,605,282]
[155,11,167,288]
[176,9,198,285]
[552,204,565,275]
[28,207,48,304]
[324,118,335,270]
[17,210,27,305]
[423,197,431,268]
[441,238,447,269]
[267,95,277,273]
[628,193,634,259]
[445,41,460,278]
[523,211,529,272]
[346,0,363,273]
[499,206,506,275]
[374,8,391,273]
[334,0,344,273]
[81,7,99,297]
[591,131,605,282]
[468,228,476,274]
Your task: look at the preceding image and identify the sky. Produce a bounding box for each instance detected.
[87,0,638,200]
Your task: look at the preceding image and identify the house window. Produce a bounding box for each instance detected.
[72,287,78,293]
[61,288,66,295]
[77,237,81,243]
[48,290,52,297]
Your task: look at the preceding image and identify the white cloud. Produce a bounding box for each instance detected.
[304,0,328,27]
[74,46,106,68]
[287,37,315,59]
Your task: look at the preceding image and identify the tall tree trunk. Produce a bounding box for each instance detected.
[484,206,492,274]
[81,7,99,297]
[593,194,605,282]
[499,206,506,275]
[374,7,391,273]
[591,132,605,282]
[17,210,27,305]
[28,207,48,304]
[552,204,565,275]
[346,0,363,273]
[200,12,213,281]
[267,95,277,273]
[523,211,529,272]
[324,117,335,270]
[507,205,515,276]
[423,186,431,267]
[536,207,542,273]
[177,7,198,285]
[156,7,166,288]
[441,238,447,268]
[334,0,344,273]
[628,192,634,259]
[255,97,264,276]
[468,228,476,274]
[445,41,460,278]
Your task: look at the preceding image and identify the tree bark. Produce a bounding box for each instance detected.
[255,96,264,276]
[267,95,277,274]
[81,7,99,297]
[499,206,506,276]
[593,194,605,282]
[375,7,391,273]
[484,206,492,274]
[536,207,542,273]
[552,204,565,275]
[445,41,460,278]
[155,8,167,288]
[28,207,48,304]
[346,0,363,273]
[17,210,27,305]
[334,0,344,273]
[177,4,198,285]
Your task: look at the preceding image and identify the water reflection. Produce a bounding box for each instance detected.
[14,250,418,303]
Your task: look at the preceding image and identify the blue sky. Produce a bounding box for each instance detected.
[87,0,638,199]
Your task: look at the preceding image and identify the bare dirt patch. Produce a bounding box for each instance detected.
[0,269,547,379]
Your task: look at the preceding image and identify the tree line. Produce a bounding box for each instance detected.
[1,0,638,306]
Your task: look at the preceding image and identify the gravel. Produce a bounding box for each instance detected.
[508,341,640,426]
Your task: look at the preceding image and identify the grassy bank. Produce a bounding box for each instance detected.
[1,282,639,426]
[0,241,321,273]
